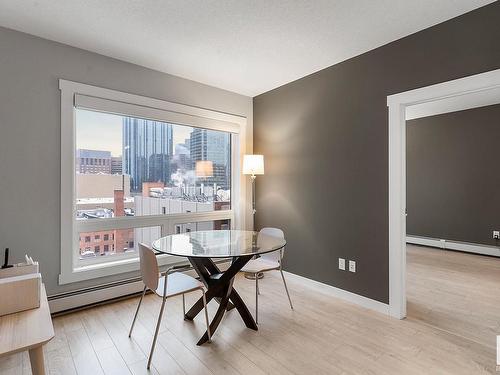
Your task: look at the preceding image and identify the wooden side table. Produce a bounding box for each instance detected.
[0,284,54,375]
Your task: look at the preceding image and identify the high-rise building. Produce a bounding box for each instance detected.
[171,143,191,173]
[122,118,173,192]
[111,156,122,174]
[189,128,231,189]
[76,149,111,174]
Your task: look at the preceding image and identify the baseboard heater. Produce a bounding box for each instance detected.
[406,235,500,257]
[49,260,231,315]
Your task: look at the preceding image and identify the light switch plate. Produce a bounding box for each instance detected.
[348,260,356,273]
[338,258,345,270]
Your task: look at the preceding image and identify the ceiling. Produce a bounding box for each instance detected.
[0,1,494,96]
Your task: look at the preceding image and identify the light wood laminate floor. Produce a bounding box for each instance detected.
[1,247,498,374]
[407,244,500,350]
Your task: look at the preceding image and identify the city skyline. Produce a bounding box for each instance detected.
[75,110,232,259]
[76,109,231,195]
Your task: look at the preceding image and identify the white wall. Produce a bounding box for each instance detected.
[0,26,253,296]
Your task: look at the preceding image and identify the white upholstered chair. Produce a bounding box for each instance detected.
[240,227,293,324]
[129,243,211,369]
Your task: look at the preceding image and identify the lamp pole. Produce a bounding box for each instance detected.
[245,173,264,280]
[251,174,256,228]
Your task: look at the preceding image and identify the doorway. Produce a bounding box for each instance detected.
[387,68,500,319]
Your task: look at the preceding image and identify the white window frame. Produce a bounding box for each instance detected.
[59,79,248,284]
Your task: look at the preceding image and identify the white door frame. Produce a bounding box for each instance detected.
[387,69,500,319]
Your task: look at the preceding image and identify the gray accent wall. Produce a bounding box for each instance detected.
[0,26,252,296]
[407,104,500,247]
[253,3,500,303]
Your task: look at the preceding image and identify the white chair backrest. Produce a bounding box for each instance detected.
[259,227,285,263]
[139,243,159,291]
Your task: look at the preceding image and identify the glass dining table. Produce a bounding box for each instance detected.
[151,230,286,345]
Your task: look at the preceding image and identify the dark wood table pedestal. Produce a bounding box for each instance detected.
[184,255,257,345]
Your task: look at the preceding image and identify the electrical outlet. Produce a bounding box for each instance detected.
[493,231,500,240]
[338,258,346,270]
[348,260,356,273]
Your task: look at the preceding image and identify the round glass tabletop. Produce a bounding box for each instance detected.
[151,230,286,258]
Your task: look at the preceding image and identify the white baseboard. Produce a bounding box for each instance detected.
[49,262,230,314]
[407,236,500,257]
[50,262,391,316]
[283,271,390,316]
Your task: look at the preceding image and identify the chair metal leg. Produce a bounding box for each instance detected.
[279,269,293,310]
[255,275,259,324]
[256,274,260,295]
[147,296,167,369]
[129,286,147,337]
[182,294,186,318]
[202,290,211,342]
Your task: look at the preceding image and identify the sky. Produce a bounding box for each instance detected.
[75,109,193,156]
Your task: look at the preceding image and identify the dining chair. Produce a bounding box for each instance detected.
[240,227,293,324]
[129,243,211,369]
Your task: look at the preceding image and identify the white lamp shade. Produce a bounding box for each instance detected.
[195,160,213,177]
[243,154,264,175]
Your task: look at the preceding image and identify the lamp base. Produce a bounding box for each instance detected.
[244,272,264,280]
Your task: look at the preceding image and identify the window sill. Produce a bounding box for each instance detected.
[58,253,180,285]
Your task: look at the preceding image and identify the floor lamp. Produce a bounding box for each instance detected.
[243,154,264,280]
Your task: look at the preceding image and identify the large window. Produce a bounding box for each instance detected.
[60,80,247,284]
[75,109,232,261]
